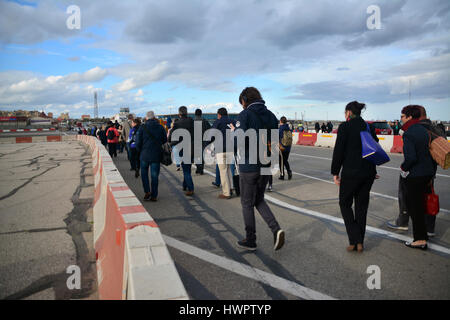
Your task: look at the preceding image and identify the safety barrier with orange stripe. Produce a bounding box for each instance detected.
[296,133,318,146]
[77,135,188,300]
[0,135,66,144]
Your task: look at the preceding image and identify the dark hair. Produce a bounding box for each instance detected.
[280,116,287,124]
[345,101,366,116]
[401,105,422,119]
[195,108,202,116]
[132,118,141,126]
[416,105,426,118]
[239,87,262,105]
[178,106,188,117]
[217,107,228,116]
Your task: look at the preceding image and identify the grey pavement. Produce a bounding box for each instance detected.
[0,141,97,300]
[112,144,450,300]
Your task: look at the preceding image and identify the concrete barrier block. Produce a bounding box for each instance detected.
[0,137,16,144]
[125,225,188,300]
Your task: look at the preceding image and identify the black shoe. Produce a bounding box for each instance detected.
[274,229,285,251]
[143,193,151,201]
[237,239,257,251]
[135,170,139,178]
[130,168,135,171]
[288,172,292,180]
[211,182,220,188]
[278,175,284,180]
[405,241,427,250]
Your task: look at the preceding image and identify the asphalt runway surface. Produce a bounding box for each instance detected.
[0,142,97,299]
[113,144,450,300]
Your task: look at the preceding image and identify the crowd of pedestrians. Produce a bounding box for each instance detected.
[85,86,446,254]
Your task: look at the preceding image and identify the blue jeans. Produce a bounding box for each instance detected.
[182,163,194,191]
[141,161,161,198]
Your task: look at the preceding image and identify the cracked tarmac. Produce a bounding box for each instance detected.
[0,141,97,300]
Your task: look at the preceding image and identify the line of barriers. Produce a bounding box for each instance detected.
[294,132,409,153]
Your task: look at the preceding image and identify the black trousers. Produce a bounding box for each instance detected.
[396,175,436,233]
[404,176,433,241]
[339,177,375,245]
[279,149,291,176]
[240,172,281,242]
[108,143,117,157]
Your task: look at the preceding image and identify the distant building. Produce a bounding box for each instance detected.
[81,115,91,120]
[47,112,53,119]
[60,113,70,120]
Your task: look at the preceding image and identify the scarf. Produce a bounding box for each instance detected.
[401,118,420,132]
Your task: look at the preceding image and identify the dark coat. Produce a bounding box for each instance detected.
[235,100,278,173]
[212,116,236,153]
[136,119,167,163]
[401,123,436,178]
[331,116,378,178]
[168,117,195,162]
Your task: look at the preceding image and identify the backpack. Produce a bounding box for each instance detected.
[281,130,293,147]
[427,131,450,170]
[107,128,115,140]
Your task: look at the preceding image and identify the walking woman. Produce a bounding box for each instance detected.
[400,105,435,250]
[331,101,378,252]
[129,118,141,178]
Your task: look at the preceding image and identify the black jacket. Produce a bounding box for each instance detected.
[212,116,236,153]
[235,100,278,173]
[136,119,167,163]
[168,117,195,162]
[401,123,436,178]
[331,116,378,178]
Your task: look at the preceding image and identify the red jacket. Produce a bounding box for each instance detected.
[106,126,119,143]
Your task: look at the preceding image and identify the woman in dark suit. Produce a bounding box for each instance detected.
[400,105,435,250]
[331,101,379,253]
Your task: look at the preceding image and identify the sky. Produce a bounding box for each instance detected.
[0,0,449,121]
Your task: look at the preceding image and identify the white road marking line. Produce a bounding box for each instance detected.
[203,168,450,255]
[290,153,450,178]
[264,195,450,256]
[163,234,336,300]
[288,157,450,214]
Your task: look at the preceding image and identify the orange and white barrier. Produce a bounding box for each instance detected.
[291,132,410,154]
[296,133,318,146]
[77,135,188,300]
[0,135,72,144]
[315,134,337,148]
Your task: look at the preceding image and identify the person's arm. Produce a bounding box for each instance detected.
[400,131,417,172]
[331,123,347,184]
[136,126,143,153]
[369,123,379,142]
[160,125,167,144]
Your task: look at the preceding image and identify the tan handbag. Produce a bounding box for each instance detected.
[428,131,450,170]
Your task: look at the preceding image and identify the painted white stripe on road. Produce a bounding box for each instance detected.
[163,234,336,300]
[203,168,450,255]
[264,195,450,256]
[290,153,450,178]
[288,159,450,214]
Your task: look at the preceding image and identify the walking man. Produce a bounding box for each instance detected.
[169,106,195,196]
[136,111,167,201]
[106,121,119,158]
[212,107,236,199]
[230,87,285,251]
